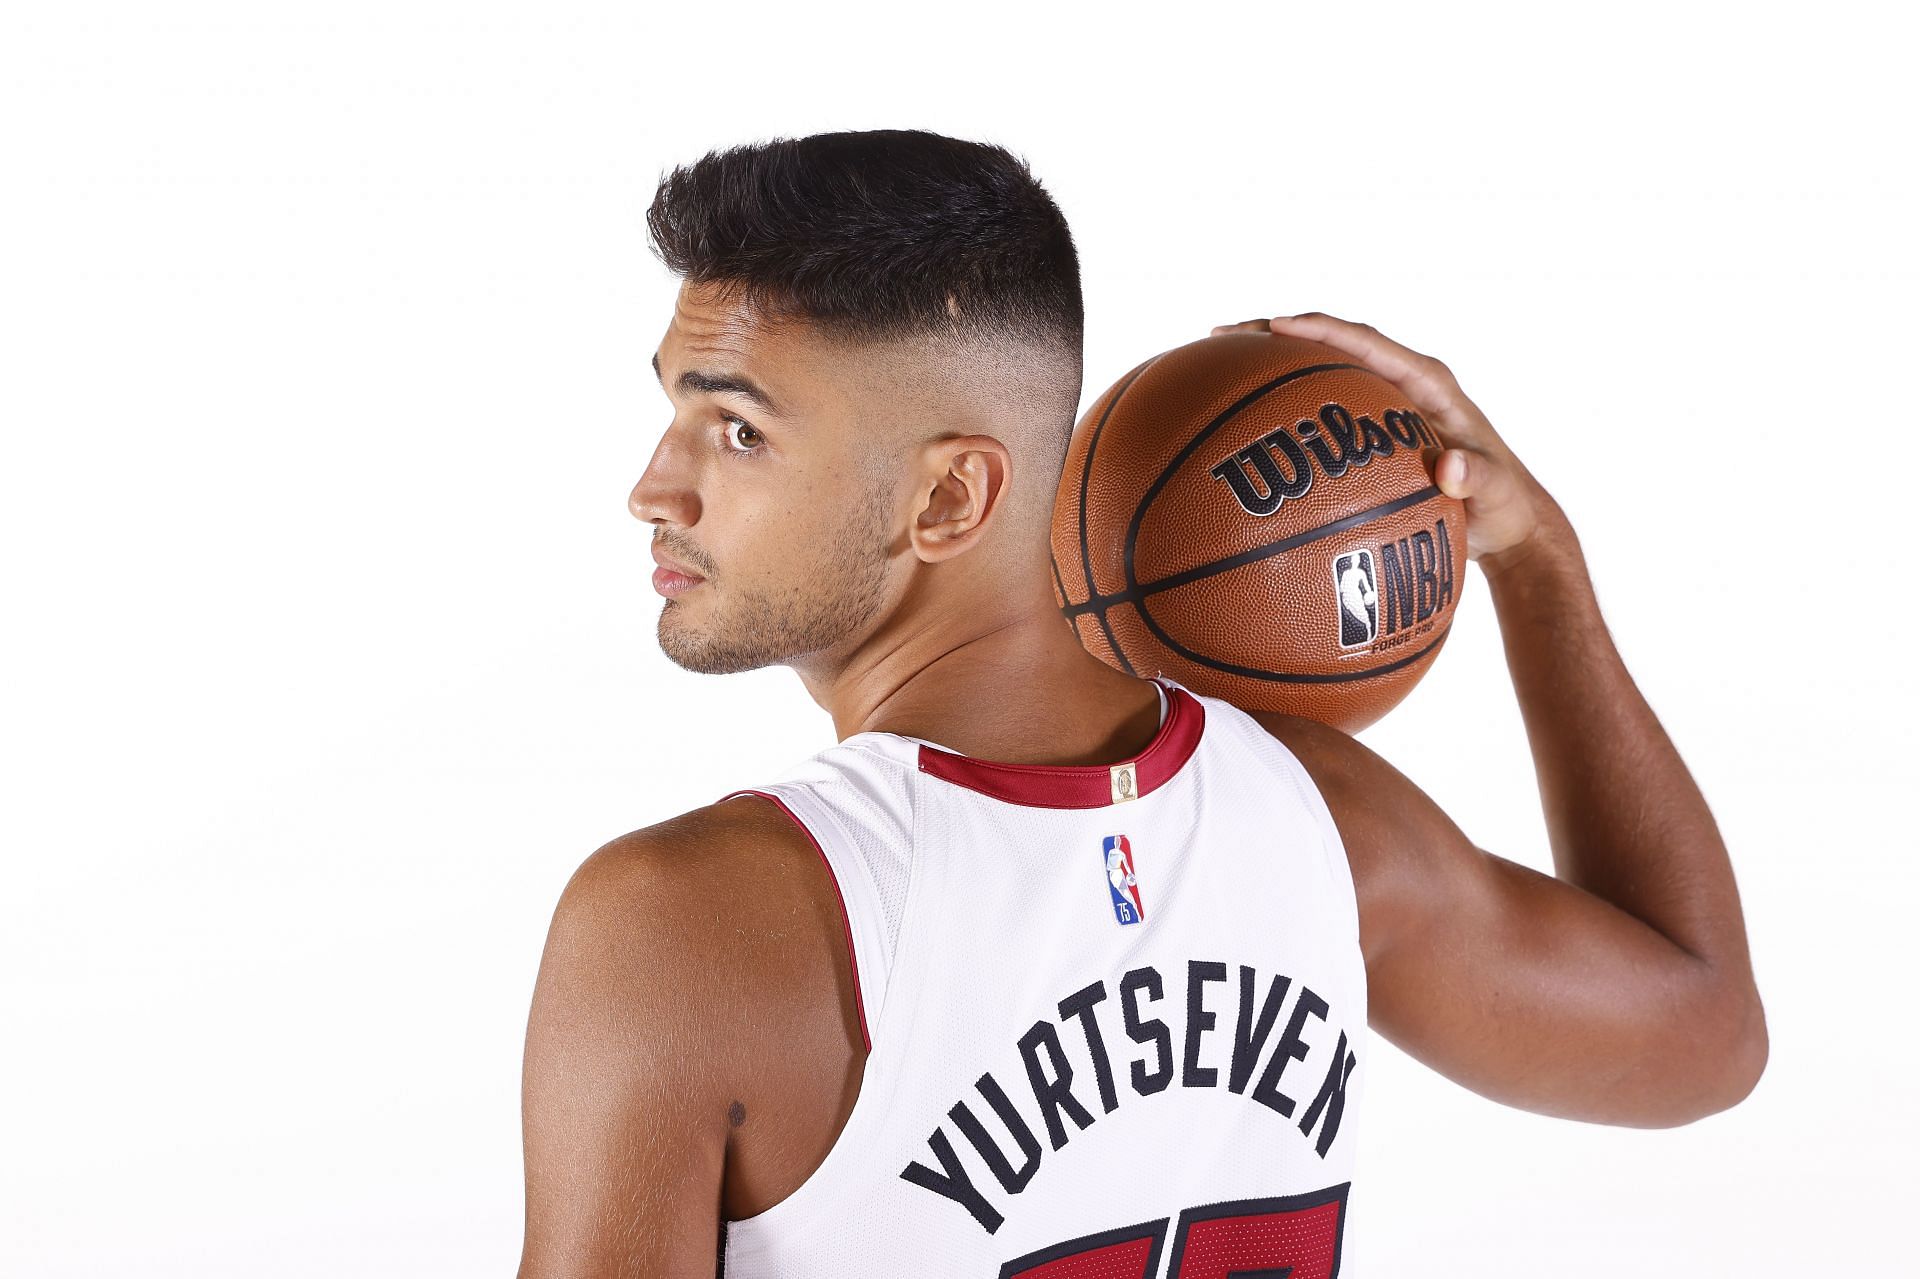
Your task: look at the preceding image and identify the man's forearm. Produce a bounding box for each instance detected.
[1485,514,1759,1003]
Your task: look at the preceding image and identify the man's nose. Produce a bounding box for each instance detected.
[628,432,698,526]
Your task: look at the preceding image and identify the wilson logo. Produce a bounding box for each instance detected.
[1208,401,1439,518]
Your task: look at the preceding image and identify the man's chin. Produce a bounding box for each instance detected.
[656,616,780,676]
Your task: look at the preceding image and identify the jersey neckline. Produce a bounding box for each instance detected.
[892,675,1206,809]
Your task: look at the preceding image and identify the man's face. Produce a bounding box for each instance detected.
[632,282,901,674]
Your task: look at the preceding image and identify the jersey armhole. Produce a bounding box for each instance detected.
[1254,733,1364,947]
[717,786,875,1053]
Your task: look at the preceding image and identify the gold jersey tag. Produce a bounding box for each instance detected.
[1110,761,1138,804]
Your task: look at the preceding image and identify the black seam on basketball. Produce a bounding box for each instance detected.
[1113,360,1437,680]
[1120,361,1365,604]
[1063,485,1445,618]
[1162,623,1452,684]
[1078,355,1160,676]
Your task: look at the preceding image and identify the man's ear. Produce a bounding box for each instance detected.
[908,435,1012,564]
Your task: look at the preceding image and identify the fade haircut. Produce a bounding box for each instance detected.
[645,128,1084,425]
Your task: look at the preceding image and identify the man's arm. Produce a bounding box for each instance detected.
[517,823,734,1277]
[517,798,867,1278]
[1222,311,1767,1128]
[1261,706,1764,1129]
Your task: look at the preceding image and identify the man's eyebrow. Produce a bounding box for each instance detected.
[651,350,785,417]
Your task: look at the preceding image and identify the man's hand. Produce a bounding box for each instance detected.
[1216,310,1767,1126]
[1209,313,1563,579]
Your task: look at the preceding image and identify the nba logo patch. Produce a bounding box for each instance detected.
[1332,548,1378,648]
[1101,834,1144,926]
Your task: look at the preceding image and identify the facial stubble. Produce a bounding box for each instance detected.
[655,469,898,675]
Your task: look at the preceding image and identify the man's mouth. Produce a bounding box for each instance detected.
[650,544,707,597]
[652,565,705,597]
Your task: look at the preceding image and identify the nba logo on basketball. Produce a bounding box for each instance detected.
[1332,549,1378,648]
[1101,834,1144,926]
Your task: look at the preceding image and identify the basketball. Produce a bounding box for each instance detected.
[1050,329,1469,733]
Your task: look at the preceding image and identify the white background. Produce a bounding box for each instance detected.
[3,2,1912,1274]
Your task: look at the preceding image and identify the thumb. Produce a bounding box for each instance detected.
[1437,446,1526,513]
[1434,446,1541,560]
[1435,448,1477,499]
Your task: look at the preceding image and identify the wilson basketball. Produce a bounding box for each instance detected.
[1050,330,1468,733]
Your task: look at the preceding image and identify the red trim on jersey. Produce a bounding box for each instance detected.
[915,678,1206,809]
[715,787,872,1054]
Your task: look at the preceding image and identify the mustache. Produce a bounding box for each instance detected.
[653,537,711,576]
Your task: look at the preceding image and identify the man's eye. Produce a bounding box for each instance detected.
[721,415,764,454]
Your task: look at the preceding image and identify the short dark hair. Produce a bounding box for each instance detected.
[645,129,1083,362]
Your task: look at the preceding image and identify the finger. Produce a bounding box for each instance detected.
[1210,318,1272,336]
[1267,311,1433,388]
[1436,447,1520,512]
[1267,312,1491,446]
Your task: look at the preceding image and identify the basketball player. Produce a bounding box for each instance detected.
[1106,841,1139,918]
[1336,553,1377,643]
[517,131,1766,1277]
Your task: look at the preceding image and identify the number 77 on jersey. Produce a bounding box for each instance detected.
[1000,1183,1349,1278]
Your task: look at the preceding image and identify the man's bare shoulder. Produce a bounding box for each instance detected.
[520,795,865,1263]
[549,794,853,1021]
[1239,708,1371,790]
[1237,706,1470,965]
[1237,706,1422,845]
[565,793,820,914]
[550,789,863,1055]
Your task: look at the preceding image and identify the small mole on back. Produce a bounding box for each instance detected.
[727,1100,747,1128]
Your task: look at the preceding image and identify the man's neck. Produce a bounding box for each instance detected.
[800,607,1163,768]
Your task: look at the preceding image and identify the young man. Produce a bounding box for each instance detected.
[518,129,1765,1277]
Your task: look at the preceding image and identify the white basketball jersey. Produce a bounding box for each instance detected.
[714,674,1368,1278]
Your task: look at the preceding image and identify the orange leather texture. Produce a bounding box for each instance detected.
[1051,331,1467,732]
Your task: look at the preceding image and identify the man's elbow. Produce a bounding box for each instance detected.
[1657,985,1768,1127]
[1708,991,1769,1114]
